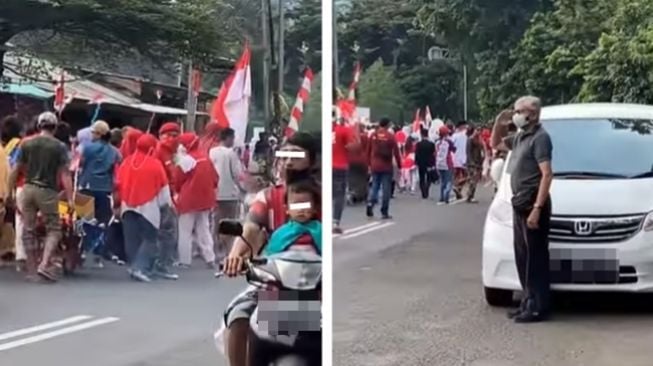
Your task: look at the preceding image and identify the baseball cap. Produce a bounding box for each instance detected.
[37,112,58,127]
[91,120,110,136]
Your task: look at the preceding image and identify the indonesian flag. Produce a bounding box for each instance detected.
[348,62,361,100]
[53,73,66,111]
[412,108,422,133]
[288,68,314,134]
[336,99,356,122]
[210,44,252,146]
[425,106,433,128]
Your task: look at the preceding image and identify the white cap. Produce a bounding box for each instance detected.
[37,111,58,127]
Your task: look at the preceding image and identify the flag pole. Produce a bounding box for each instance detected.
[185,60,197,132]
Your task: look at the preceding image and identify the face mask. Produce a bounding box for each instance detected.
[512,113,529,128]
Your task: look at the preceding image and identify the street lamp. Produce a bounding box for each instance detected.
[428,46,468,121]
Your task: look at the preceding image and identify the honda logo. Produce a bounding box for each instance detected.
[574,220,593,236]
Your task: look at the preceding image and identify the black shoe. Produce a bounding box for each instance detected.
[514,311,547,323]
[507,308,523,319]
[381,214,393,220]
[366,206,374,218]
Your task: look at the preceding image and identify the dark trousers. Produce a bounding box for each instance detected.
[333,169,348,224]
[80,189,112,256]
[512,199,552,314]
[122,211,157,273]
[367,172,393,216]
[417,165,430,199]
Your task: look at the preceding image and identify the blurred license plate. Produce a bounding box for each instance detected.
[550,248,619,284]
[257,295,321,333]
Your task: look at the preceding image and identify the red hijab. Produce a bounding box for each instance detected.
[179,132,201,157]
[199,122,221,154]
[120,127,143,158]
[117,134,169,207]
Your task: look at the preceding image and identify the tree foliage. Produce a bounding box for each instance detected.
[0,0,240,76]
[357,60,408,122]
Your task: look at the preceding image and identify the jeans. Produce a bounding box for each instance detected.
[367,172,393,216]
[80,190,112,257]
[122,211,157,273]
[438,169,453,203]
[333,169,348,224]
[156,205,178,270]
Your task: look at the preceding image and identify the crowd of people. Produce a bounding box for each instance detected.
[0,111,304,284]
[331,114,495,233]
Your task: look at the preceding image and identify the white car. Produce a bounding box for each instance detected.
[482,103,653,306]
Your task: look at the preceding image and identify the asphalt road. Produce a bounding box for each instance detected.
[334,186,653,366]
[0,261,243,366]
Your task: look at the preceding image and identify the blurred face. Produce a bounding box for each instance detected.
[277,143,311,175]
[513,99,540,126]
[287,191,316,223]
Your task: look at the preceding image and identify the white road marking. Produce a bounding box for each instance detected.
[334,221,382,238]
[339,222,395,240]
[0,315,92,342]
[0,317,120,352]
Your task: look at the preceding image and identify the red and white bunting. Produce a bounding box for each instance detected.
[412,108,422,133]
[288,68,314,134]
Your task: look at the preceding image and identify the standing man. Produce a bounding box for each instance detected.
[332,117,358,234]
[78,120,121,267]
[465,126,484,203]
[414,128,436,199]
[154,122,181,280]
[209,128,245,263]
[451,121,468,200]
[366,117,401,219]
[491,96,553,323]
[9,112,73,282]
[435,126,456,205]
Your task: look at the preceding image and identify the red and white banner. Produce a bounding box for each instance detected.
[348,62,361,101]
[210,44,251,146]
[288,68,314,135]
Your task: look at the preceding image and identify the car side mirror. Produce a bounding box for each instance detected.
[218,219,243,236]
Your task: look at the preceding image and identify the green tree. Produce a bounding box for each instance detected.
[0,0,238,76]
[285,0,322,94]
[357,60,408,122]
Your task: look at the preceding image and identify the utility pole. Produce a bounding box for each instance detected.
[278,0,285,94]
[185,61,196,132]
[333,0,339,88]
[261,0,271,126]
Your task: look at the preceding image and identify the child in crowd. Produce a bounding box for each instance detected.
[264,179,321,256]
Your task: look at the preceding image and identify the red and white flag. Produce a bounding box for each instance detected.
[89,92,105,104]
[288,68,314,136]
[348,62,361,101]
[210,44,252,146]
[412,108,422,133]
[424,106,433,128]
[53,73,66,111]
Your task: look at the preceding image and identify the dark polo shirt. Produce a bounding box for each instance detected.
[504,124,553,194]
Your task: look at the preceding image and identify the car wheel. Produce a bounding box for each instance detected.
[484,286,514,307]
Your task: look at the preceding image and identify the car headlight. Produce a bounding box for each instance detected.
[488,198,513,227]
[643,211,653,232]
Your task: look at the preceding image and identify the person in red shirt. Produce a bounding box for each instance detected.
[347,123,368,204]
[174,132,219,268]
[366,117,402,219]
[332,118,358,233]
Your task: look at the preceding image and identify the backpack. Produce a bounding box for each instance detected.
[372,132,394,162]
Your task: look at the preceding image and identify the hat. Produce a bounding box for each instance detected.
[37,112,58,127]
[159,122,180,135]
[438,125,450,136]
[90,120,110,136]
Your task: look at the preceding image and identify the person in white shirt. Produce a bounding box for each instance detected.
[450,121,469,200]
[209,128,245,262]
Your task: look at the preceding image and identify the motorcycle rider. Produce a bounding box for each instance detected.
[221,132,320,366]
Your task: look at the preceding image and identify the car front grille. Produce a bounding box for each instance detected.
[549,214,645,244]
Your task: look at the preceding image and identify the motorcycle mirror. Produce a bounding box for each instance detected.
[218,219,244,236]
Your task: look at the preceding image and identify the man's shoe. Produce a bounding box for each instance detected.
[154,269,179,280]
[507,308,523,319]
[131,270,152,283]
[514,311,547,323]
[333,226,344,234]
[366,206,374,218]
[381,214,393,220]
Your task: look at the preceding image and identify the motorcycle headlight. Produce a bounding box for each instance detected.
[642,211,653,232]
[488,198,513,227]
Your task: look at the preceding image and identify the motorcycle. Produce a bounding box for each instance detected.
[215,220,322,366]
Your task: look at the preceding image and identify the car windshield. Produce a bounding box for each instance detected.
[542,118,653,178]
